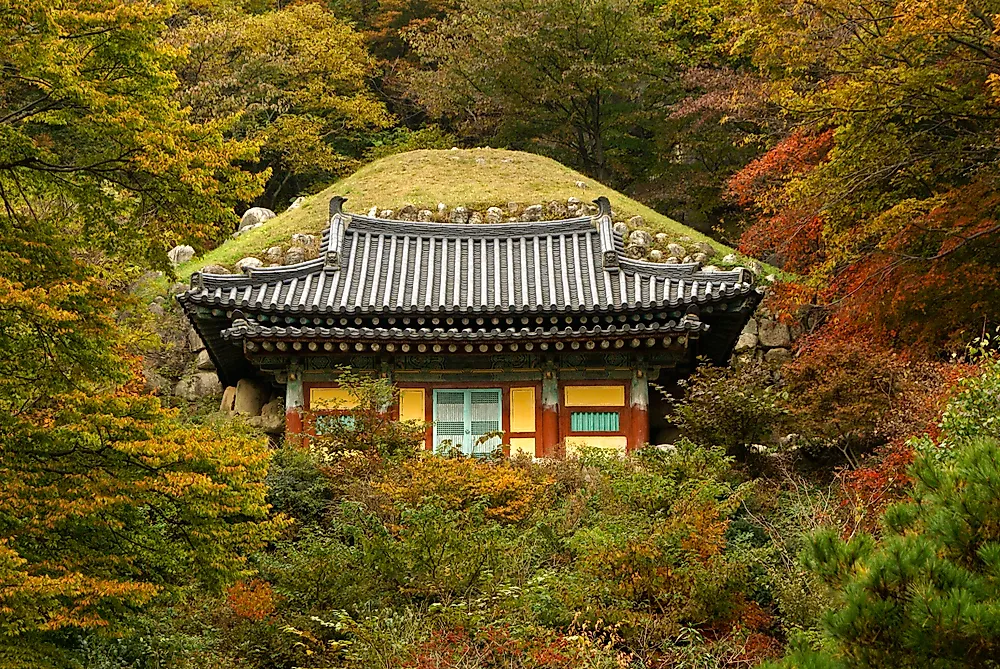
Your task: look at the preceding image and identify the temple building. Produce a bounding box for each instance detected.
[178,196,761,457]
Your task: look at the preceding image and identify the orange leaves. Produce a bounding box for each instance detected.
[226,579,276,622]
[729,130,834,209]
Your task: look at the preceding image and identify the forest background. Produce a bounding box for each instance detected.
[3,0,1000,666]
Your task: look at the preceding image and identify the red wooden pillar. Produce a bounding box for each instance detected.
[285,366,304,437]
[541,366,560,457]
[630,368,649,449]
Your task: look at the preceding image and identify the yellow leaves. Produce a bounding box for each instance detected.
[1,375,287,635]
[377,456,553,524]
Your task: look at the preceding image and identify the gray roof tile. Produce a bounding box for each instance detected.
[180,198,756,316]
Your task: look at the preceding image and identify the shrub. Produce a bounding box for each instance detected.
[345,503,514,604]
[670,361,789,457]
[301,369,425,458]
[375,455,554,524]
[783,330,958,461]
[226,579,276,622]
[266,445,336,525]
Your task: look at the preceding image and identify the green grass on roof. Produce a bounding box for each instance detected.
[179,148,754,279]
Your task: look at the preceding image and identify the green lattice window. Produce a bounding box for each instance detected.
[570,411,620,432]
[433,389,503,456]
[315,413,356,435]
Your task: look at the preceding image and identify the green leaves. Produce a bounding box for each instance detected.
[170,4,392,207]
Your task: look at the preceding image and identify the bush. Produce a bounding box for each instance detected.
[266,445,336,525]
[782,331,958,461]
[670,361,789,458]
[375,455,554,524]
[301,369,425,458]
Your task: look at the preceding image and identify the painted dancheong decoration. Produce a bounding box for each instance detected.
[177,196,762,456]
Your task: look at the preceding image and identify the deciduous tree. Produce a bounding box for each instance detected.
[730,0,1000,352]
[407,0,670,183]
[171,3,393,208]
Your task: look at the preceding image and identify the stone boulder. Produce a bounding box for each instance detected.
[187,327,205,353]
[368,206,378,217]
[574,180,588,189]
[692,252,709,264]
[546,200,567,218]
[220,385,237,413]
[469,211,483,225]
[378,209,394,219]
[240,207,275,230]
[247,398,285,434]
[398,203,418,221]
[692,241,716,258]
[758,321,792,348]
[624,244,646,259]
[168,245,195,266]
[765,348,793,364]
[628,229,652,250]
[174,372,222,400]
[735,332,758,352]
[288,196,305,210]
[417,209,433,222]
[722,253,738,264]
[521,204,543,222]
[196,349,215,370]
[654,233,669,244]
[613,222,629,236]
[264,246,284,264]
[236,257,263,272]
[292,233,318,248]
[667,243,686,258]
[234,378,270,416]
[628,215,644,227]
[649,249,663,262]
[485,207,503,224]
[201,263,230,275]
[450,206,469,224]
[284,246,306,265]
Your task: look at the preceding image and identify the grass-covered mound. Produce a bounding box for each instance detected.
[178,148,747,278]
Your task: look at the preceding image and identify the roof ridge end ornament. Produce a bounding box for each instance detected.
[592,196,619,272]
[326,196,348,268]
[593,196,612,217]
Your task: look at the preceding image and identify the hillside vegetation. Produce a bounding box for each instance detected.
[8,0,1000,667]
[179,149,744,278]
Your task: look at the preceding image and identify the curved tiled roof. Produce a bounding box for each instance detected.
[181,197,756,316]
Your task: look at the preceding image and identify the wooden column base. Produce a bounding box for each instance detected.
[286,408,303,435]
[630,405,649,448]
[541,404,559,457]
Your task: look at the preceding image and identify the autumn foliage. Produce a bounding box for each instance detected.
[730,0,1000,352]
